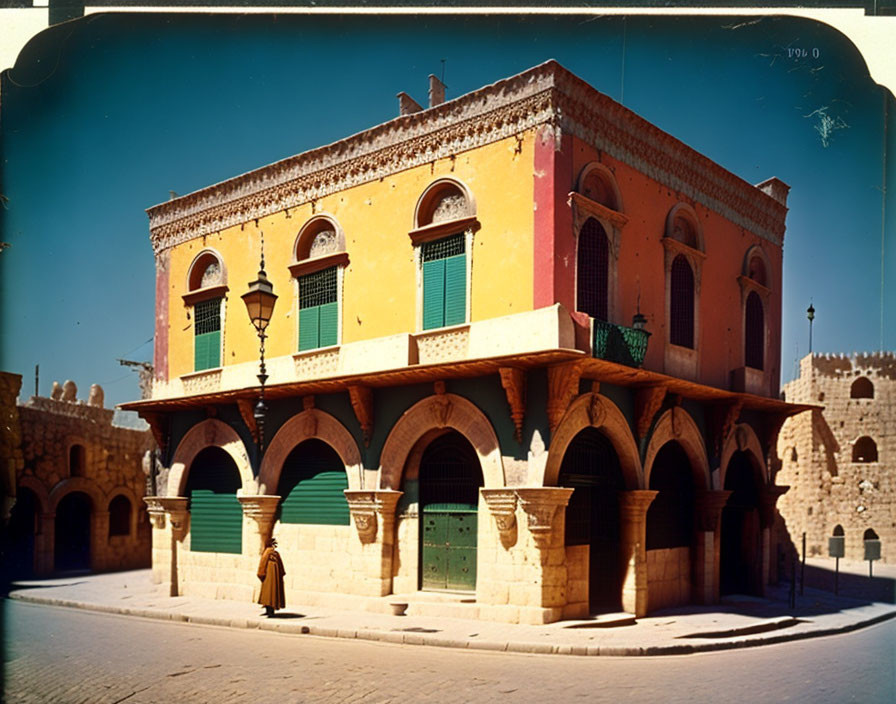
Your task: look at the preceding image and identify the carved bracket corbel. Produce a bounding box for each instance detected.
[237,398,259,444]
[144,496,168,530]
[498,367,526,443]
[515,487,574,549]
[481,489,518,533]
[139,411,170,455]
[348,385,374,447]
[344,490,403,545]
[710,399,743,459]
[153,497,189,540]
[634,385,666,440]
[238,495,281,540]
[546,361,583,433]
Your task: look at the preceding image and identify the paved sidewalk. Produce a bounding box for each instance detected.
[6,560,895,657]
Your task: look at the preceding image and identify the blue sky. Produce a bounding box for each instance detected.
[1,13,893,408]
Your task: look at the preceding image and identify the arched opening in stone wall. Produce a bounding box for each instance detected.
[55,491,92,571]
[418,431,482,592]
[108,495,131,537]
[864,528,879,541]
[276,439,349,526]
[852,436,878,463]
[7,487,38,577]
[646,442,697,611]
[186,447,242,555]
[833,524,845,537]
[69,444,86,477]
[720,451,762,596]
[850,377,874,399]
[558,427,626,614]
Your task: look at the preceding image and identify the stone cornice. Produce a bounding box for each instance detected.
[147,61,787,255]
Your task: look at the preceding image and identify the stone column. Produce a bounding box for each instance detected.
[759,486,789,594]
[618,490,657,617]
[344,490,402,596]
[513,487,574,623]
[90,510,110,571]
[146,497,188,596]
[238,495,280,555]
[694,490,732,604]
[36,512,55,575]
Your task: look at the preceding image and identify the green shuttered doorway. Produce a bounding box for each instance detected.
[419,431,482,592]
[187,447,242,554]
[277,439,349,525]
[422,234,466,330]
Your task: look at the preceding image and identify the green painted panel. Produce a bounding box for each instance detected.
[319,301,338,347]
[422,258,446,330]
[190,490,242,554]
[194,330,220,371]
[443,254,466,326]
[446,544,476,590]
[422,542,447,591]
[280,471,350,525]
[421,507,477,591]
[298,305,320,351]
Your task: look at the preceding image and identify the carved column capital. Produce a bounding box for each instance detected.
[617,490,658,519]
[344,490,403,544]
[515,487,574,548]
[153,497,189,539]
[144,496,168,529]
[481,488,518,533]
[695,490,732,531]
[237,495,281,523]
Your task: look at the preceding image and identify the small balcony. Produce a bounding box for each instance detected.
[592,319,651,367]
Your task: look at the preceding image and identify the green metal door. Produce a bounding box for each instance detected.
[418,431,482,593]
[421,504,477,591]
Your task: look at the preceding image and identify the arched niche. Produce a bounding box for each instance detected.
[413,177,476,230]
[258,409,363,494]
[378,393,504,491]
[576,162,623,213]
[293,214,346,262]
[186,248,227,292]
[169,419,253,497]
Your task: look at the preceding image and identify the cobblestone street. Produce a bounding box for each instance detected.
[4,600,894,703]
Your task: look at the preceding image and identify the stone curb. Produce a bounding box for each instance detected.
[8,592,896,657]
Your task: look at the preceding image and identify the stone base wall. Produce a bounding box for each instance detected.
[646,547,691,612]
[275,522,357,594]
[562,544,589,619]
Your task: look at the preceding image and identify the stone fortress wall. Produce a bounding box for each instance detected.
[777,353,896,563]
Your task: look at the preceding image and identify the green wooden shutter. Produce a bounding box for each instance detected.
[278,441,350,525]
[319,301,338,347]
[422,259,446,330]
[444,254,466,326]
[299,306,320,351]
[189,490,242,553]
[194,298,222,371]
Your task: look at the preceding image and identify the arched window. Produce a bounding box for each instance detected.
[864,528,879,541]
[852,436,878,463]
[579,169,619,211]
[290,216,347,352]
[670,255,694,348]
[850,377,874,399]
[745,291,764,370]
[747,255,767,287]
[833,524,845,537]
[671,215,698,249]
[108,495,131,537]
[184,251,227,372]
[411,179,475,331]
[576,218,609,320]
[69,444,86,477]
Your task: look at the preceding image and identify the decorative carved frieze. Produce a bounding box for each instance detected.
[546,361,582,433]
[348,385,374,446]
[498,367,526,443]
[634,385,667,440]
[293,349,340,380]
[481,488,519,533]
[181,369,222,396]
[415,326,470,365]
[515,487,574,549]
[148,63,785,256]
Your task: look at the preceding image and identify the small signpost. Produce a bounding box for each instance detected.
[864,538,881,578]
[829,534,845,595]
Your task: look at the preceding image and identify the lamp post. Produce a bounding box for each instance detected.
[807,303,815,354]
[242,236,278,454]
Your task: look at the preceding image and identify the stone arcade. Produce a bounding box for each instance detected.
[123,62,807,623]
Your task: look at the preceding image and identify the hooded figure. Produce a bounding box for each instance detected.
[257,537,286,617]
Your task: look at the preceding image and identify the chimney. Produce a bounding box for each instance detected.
[756,177,790,207]
[428,74,446,108]
[397,91,423,116]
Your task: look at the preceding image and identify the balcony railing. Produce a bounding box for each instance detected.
[593,319,651,367]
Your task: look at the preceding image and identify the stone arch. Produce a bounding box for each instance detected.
[258,409,363,494]
[643,407,711,491]
[293,214,346,261]
[18,475,51,514]
[107,485,142,536]
[742,245,771,287]
[186,248,227,291]
[665,203,704,252]
[378,393,504,490]
[169,419,253,497]
[49,477,105,513]
[413,177,477,229]
[576,162,623,212]
[720,423,767,489]
[543,393,642,489]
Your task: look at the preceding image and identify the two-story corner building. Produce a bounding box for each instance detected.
[123,61,808,624]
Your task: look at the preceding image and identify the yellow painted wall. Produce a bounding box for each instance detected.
[164,131,537,380]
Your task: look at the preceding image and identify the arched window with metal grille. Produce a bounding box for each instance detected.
[576,218,609,320]
[745,291,764,370]
[670,255,694,348]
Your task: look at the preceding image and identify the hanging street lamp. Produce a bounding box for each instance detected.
[242,235,278,454]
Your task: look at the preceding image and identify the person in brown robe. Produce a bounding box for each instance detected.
[257,537,286,617]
